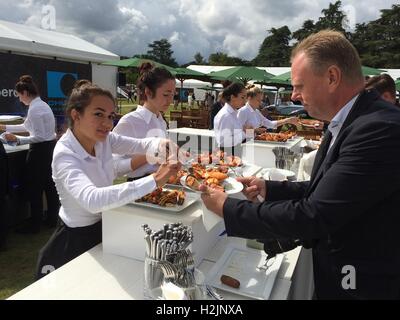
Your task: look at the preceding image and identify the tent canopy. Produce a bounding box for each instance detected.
[0,19,118,63]
[102,57,174,72]
[395,79,400,91]
[207,66,273,84]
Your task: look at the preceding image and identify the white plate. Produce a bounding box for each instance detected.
[0,115,22,122]
[253,139,288,145]
[129,188,199,213]
[206,244,284,300]
[257,168,296,181]
[223,177,244,195]
[180,176,243,195]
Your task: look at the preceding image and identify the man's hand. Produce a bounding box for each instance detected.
[236,177,266,202]
[199,184,228,217]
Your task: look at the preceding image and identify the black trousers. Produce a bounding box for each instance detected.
[26,140,60,227]
[35,220,102,280]
[0,143,8,246]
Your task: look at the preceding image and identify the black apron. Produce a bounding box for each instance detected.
[35,220,102,280]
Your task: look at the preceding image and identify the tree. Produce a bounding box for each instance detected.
[194,52,206,65]
[292,20,316,42]
[253,26,292,66]
[292,1,348,43]
[208,52,251,66]
[146,39,178,67]
[351,4,400,68]
[315,1,346,33]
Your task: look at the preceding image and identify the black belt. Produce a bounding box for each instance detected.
[29,140,56,150]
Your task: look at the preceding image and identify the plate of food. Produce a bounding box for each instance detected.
[131,187,199,213]
[193,151,243,167]
[180,165,243,195]
[205,244,284,300]
[254,132,298,144]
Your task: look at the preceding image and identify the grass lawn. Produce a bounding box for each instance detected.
[116,99,192,116]
[0,227,55,299]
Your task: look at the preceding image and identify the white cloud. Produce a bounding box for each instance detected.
[0,0,397,64]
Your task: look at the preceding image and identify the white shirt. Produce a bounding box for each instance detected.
[53,129,160,228]
[327,94,359,151]
[214,103,245,147]
[112,105,167,177]
[5,97,56,145]
[237,103,278,129]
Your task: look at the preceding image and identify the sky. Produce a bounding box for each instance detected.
[0,0,397,64]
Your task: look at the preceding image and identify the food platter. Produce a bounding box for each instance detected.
[180,176,243,195]
[130,187,199,213]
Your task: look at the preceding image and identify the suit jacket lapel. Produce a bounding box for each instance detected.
[306,89,380,195]
[309,129,332,181]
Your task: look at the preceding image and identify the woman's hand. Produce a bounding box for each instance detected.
[4,133,18,143]
[285,117,299,125]
[255,127,267,135]
[152,156,182,187]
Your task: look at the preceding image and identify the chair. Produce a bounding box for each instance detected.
[169,111,182,128]
[195,111,210,129]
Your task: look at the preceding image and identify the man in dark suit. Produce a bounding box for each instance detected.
[200,30,400,299]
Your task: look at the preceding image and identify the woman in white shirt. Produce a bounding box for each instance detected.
[0,75,59,233]
[213,82,247,155]
[113,63,175,180]
[36,80,180,279]
[238,85,298,134]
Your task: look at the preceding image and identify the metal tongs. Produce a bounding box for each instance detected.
[257,255,276,272]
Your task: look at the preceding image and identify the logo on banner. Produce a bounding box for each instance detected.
[47,71,77,98]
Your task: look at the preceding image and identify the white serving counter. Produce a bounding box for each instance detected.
[7,157,314,300]
[8,237,313,300]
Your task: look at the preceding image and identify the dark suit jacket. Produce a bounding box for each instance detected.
[209,101,223,130]
[223,90,400,299]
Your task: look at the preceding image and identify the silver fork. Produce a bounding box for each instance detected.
[158,261,178,282]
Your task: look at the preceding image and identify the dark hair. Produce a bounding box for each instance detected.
[136,62,175,101]
[365,74,396,99]
[15,75,39,96]
[222,82,245,102]
[66,80,115,128]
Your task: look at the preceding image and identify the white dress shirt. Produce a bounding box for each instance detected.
[327,94,359,152]
[113,106,167,178]
[237,103,277,129]
[214,103,245,147]
[53,129,161,228]
[5,97,56,145]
